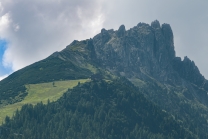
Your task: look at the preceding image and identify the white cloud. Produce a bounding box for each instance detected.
[0,0,105,72]
[0,13,10,34]
[13,23,19,32]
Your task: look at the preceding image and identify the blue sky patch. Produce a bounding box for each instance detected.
[0,39,12,76]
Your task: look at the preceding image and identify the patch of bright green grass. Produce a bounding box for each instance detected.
[85,64,97,74]
[0,79,90,124]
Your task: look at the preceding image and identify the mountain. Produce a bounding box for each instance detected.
[0,20,208,138]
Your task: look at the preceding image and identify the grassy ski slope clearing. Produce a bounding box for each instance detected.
[0,79,90,124]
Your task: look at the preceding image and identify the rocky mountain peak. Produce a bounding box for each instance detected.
[90,21,208,89]
[172,56,207,88]
[151,20,160,29]
[101,28,111,44]
[91,21,178,83]
[58,20,207,91]
[117,24,126,37]
[137,22,150,28]
[161,23,173,38]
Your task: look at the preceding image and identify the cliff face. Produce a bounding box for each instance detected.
[172,56,208,89]
[91,20,207,88]
[92,21,175,81]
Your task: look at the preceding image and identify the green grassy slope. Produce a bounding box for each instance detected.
[0,56,92,105]
[0,79,90,124]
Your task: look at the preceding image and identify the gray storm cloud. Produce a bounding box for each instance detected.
[0,0,208,79]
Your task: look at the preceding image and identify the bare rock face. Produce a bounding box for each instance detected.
[151,20,160,29]
[172,56,208,89]
[101,28,111,44]
[117,25,126,37]
[91,21,208,105]
[92,20,179,83]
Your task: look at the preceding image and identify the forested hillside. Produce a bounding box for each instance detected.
[0,79,196,139]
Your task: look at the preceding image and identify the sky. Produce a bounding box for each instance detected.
[0,0,207,80]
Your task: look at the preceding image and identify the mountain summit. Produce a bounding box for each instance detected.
[1,20,208,138]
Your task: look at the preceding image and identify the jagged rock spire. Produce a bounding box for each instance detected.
[151,20,160,29]
[117,25,126,37]
[101,28,110,44]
